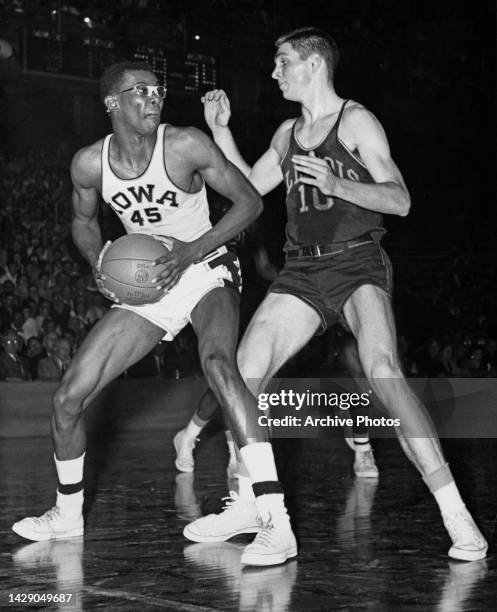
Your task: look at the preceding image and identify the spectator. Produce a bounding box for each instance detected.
[37,337,72,382]
[0,291,16,328]
[0,328,29,381]
[20,305,39,342]
[41,330,59,359]
[51,291,70,328]
[25,336,44,380]
[35,300,53,335]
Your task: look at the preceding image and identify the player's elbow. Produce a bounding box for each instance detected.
[396,188,411,217]
[246,193,263,220]
[253,195,264,218]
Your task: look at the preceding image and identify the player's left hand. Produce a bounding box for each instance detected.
[151,235,198,291]
[292,154,338,196]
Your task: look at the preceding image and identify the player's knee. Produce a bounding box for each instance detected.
[202,353,236,388]
[236,346,250,378]
[363,351,402,381]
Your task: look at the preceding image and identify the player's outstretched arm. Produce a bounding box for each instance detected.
[202,89,286,196]
[192,129,263,255]
[293,105,411,216]
[202,89,251,176]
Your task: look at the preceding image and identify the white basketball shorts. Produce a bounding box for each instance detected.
[114,246,241,341]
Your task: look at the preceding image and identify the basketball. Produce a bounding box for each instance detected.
[99,234,170,305]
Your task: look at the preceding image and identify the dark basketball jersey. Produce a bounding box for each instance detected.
[280,100,383,247]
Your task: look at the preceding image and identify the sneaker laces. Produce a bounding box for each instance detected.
[250,515,275,547]
[358,450,375,465]
[444,510,482,544]
[180,434,198,450]
[221,491,243,512]
[36,506,61,526]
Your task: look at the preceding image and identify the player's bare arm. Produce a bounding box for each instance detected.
[70,144,104,269]
[71,144,119,302]
[293,104,411,216]
[202,89,287,196]
[153,127,262,291]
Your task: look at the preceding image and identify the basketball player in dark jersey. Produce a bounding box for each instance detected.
[184,28,487,562]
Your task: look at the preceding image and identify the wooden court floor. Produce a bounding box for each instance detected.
[1,381,496,611]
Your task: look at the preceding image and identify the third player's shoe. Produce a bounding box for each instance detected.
[443,507,488,561]
[11,507,83,542]
[183,491,259,542]
[240,514,297,566]
[353,449,379,479]
[174,429,197,473]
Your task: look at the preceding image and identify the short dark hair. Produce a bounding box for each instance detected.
[275,27,339,83]
[99,61,155,102]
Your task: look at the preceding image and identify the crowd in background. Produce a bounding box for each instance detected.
[0,146,495,382]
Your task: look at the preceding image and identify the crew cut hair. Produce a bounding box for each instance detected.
[275,27,339,83]
[99,61,155,102]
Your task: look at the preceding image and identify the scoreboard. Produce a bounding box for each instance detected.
[25,29,217,93]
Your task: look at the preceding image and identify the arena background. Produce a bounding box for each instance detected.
[0,2,496,610]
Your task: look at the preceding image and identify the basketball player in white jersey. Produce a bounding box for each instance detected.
[12,61,297,567]
[184,28,487,562]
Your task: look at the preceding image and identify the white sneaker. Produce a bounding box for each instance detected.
[183,491,259,542]
[443,507,488,561]
[12,507,83,542]
[174,429,196,473]
[240,514,297,566]
[353,450,379,478]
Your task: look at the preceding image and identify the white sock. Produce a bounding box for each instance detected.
[433,482,465,516]
[238,474,255,501]
[54,452,85,484]
[54,453,85,517]
[56,490,84,517]
[353,437,371,452]
[239,443,288,520]
[239,442,278,482]
[226,440,237,461]
[255,493,289,522]
[184,418,204,440]
[423,463,465,516]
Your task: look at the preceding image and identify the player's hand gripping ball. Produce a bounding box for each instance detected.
[96,234,170,305]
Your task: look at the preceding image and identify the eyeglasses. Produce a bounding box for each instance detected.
[117,84,167,99]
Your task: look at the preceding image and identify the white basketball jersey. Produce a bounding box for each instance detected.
[101,124,211,241]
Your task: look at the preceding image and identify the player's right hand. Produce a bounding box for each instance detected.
[201,89,231,131]
[94,241,120,303]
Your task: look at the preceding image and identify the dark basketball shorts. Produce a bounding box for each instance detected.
[268,242,393,332]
